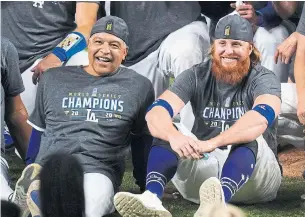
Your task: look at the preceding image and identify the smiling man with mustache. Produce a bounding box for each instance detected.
[12,16,155,217]
[114,15,282,217]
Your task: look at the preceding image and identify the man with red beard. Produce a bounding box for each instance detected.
[113,14,282,217]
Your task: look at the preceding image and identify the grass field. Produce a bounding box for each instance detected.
[6,151,305,217]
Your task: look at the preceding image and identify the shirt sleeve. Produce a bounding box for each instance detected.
[27,73,47,132]
[168,67,197,104]
[251,68,281,102]
[256,1,283,29]
[131,82,155,136]
[297,4,305,35]
[1,39,24,97]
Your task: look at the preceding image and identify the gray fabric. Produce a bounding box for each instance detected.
[215,14,254,42]
[110,1,201,66]
[1,1,77,72]
[296,1,305,18]
[28,66,154,188]
[91,15,129,44]
[297,3,305,35]
[1,38,25,149]
[169,58,281,156]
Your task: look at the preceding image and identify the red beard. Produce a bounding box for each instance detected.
[211,53,251,85]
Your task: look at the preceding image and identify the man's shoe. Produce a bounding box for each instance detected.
[27,180,41,217]
[114,190,172,217]
[194,177,225,217]
[197,203,246,217]
[12,163,41,217]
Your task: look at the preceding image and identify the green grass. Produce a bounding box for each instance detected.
[6,151,305,217]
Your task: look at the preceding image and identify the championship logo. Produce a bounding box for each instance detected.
[106,21,113,31]
[224,25,231,36]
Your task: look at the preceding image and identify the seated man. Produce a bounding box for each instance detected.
[12,16,154,217]
[114,15,282,217]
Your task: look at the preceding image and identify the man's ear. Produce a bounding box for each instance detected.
[248,43,254,56]
[122,46,128,61]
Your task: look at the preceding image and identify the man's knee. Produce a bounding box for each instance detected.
[84,173,115,217]
[151,138,180,159]
[230,140,258,159]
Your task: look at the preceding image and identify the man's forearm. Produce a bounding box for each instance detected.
[146,107,180,142]
[75,2,99,41]
[75,25,95,42]
[210,111,268,148]
[5,108,31,159]
[294,33,305,101]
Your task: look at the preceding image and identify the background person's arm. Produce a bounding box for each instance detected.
[5,96,31,160]
[294,32,305,125]
[31,2,100,80]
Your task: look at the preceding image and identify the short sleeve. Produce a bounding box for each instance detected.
[297,5,305,35]
[168,67,197,104]
[28,74,47,132]
[131,82,155,136]
[1,39,24,97]
[251,68,281,101]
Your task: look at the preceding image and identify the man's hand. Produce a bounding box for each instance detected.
[168,134,201,159]
[31,53,62,84]
[198,140,218,154]
[231,2,258,25]
[274,32,298,64]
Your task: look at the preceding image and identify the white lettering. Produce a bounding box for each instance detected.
[62,97,68,108]
[86,109,98,123]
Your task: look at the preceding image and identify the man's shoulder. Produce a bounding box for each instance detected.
[121,67,152,86]
[191,58,212,78]
[44,65,79,75]
[41,66,79,81]
[250,63,278,78]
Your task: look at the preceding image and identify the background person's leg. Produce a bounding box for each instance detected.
[278,83,305,149]
[254,26,290,83]
[20,59,42,116]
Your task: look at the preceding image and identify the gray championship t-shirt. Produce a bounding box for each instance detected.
[28,66,154,189]
[111,1,201,66]
[169,59,281,156]
[1,1,77,72]
[1,38,25,150]
[297,3,305,35]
